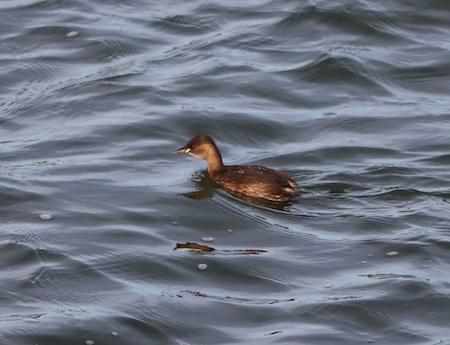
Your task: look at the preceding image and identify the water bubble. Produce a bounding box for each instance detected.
[226,229,233,233]
[325,284,332,288]
[360,260,368,264]
[386,251,399,257]
[197,263,208,271]
[85,340,94,345]
[111,331,119,337]
[66,31,78,38]
[201,237,214,242]
[39,214,53,221]
[170,221,178,225]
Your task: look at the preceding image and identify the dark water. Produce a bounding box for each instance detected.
[1,0,450,344]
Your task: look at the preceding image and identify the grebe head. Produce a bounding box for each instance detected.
[175,134,219,161]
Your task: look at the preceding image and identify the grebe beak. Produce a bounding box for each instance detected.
[175,146,191,154]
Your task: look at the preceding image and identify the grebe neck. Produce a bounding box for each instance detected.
[206,144,224,177]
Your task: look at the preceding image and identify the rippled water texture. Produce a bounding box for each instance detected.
[1,0,450,344]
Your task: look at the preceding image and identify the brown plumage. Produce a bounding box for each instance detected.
[176,134,300,203]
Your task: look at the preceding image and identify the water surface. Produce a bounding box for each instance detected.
[1,0,450,344]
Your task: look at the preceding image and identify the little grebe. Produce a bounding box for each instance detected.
[176,134,300,202]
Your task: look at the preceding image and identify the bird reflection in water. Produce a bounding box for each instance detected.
[182,171,214,200]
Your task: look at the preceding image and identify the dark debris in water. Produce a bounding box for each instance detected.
[175,242,215,253]
[183,290,295,305]
[327,295,360,302]
[360,273,416,280]
[175,242,267,255]
[1,313,45,321]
